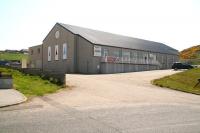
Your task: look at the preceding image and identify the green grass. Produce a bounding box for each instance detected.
[153,68,200,95]
[0,52,28,61]
[0,67,63,97]
[190,61,200,65]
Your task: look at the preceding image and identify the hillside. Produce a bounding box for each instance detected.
[153,68,200,95]
[0,52,28,61]
[180,45,200,59]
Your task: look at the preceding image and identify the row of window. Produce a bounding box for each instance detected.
[94,45,157,60]
[48,43,67,61]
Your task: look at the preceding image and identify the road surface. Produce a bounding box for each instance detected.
[1,70,200,133]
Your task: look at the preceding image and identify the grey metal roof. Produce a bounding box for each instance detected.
[58,23,178,55]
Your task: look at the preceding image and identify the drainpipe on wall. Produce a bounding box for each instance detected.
[74,35,78,73]
[42,42,43,72]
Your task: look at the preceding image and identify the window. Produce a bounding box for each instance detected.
[138,52,143,59]
[143,53,148,63]
[132,51,138,58]
[63,43,67,59]
[31,49,33,55]
[48,46,51,61]
[122,51,130,62]
[149,53,156,61]
[113,50,120,57]
[94,45,101,56]
[143,53,148,59]
[37,48,40,54]
[55,45,59,60]
[103,48,108,57]
[161,55,164,63]
[55,31,60,39]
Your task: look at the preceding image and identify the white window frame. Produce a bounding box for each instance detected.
[113,50,120,57]
[103,48,108,57]
[122,51,130,62]
[149,53,156,61]
[48,46,51,61]
[55,45,59,60]
[132,51,138,58]
[94,45,102,56]
[63,43,67,59]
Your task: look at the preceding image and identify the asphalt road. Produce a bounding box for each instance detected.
[1,70,200,133]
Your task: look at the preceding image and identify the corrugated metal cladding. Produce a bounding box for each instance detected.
[58,23,178,55]
[29,23,179,74]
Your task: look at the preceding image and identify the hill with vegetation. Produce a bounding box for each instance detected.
[0,51,28,61]
[180,45,200,59]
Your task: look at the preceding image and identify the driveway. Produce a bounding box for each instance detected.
[1,70,200,133]
[48,69,200,108]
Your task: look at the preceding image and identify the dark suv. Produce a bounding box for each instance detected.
[172,62,193,70]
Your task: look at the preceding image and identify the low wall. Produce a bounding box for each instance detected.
[100,63,159,74]
[0,74,13,89]
[19,68,65,84]
[20,68,42,76]
[0,66,65,85]
[41,70,66,84]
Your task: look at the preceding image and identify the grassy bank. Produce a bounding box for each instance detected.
[0,52,28,61]
[0,67,63,97]
[153,68,200,95]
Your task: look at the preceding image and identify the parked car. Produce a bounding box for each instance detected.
[172,62,193,70]
[0,61,9,66]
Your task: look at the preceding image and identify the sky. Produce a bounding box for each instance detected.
[0,0,200,51]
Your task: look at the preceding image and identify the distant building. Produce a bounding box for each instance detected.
[29,45,42,69]
[29,23,179,74]
[5,50,19,53]
[20,49,28,54]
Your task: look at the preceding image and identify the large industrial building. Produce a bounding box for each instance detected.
[29,23,179,74]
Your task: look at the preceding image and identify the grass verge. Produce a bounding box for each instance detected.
[153,68,200,95]
[0,67,63,97]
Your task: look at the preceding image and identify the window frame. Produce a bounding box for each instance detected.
[122,51,131,63]
[103,48,109,57]
[93,45,102,57]
[48,46,51,61]
[31,49,34,55]
[113,50,120,58]
[63,43,67,60]
[55,45,59,61]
